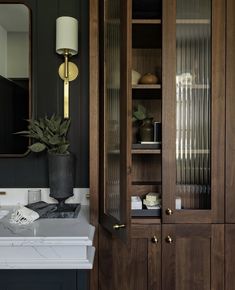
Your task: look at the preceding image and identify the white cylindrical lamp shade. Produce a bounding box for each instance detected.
[56,16,78,55]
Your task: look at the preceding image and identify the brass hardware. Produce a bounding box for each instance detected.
[151,235,158,244]
[165,208,173,215]
[113,224,126,230]
[58,62,79,81]
[165,235,173,244]
[58,61,79,119]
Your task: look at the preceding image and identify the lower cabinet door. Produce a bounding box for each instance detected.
[131,225,161,290]
[162,224,224,290]
[98,224,161,290]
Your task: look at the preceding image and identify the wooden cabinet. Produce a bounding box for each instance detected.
[89,0,227,289]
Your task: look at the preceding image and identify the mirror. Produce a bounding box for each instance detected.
[0,4,31,156]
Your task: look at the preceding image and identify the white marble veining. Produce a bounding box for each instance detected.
[0,246,95,269]
[0,204,95,269]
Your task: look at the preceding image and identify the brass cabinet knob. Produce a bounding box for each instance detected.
[151,235,158,244]
[165,208,173,215]
[113,224,125,230]
[165,235,173,244]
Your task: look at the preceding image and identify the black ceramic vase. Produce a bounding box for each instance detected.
[48,153,75,203]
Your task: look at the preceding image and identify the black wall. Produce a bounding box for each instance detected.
[0,0,89,188]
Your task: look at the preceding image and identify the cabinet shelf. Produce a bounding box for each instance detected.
[132,181,161,186]
[132,19,161,24]
[176,19,210,24]
[132,84,161,89]
[132,208,161,217]
[132,149,161,154]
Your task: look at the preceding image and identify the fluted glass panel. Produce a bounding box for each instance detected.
[176,0,211,209]
[104,0,121,219]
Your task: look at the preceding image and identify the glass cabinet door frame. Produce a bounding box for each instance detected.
[99,0,132,241]
[162,0,225,223]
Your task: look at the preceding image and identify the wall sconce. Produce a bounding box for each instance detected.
[56,16,78,119]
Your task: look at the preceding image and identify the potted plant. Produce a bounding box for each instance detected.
[132,104,153,142]
[17,114,74,204]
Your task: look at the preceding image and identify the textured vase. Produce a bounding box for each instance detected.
[48,153,75,202]
[140,118,153,141]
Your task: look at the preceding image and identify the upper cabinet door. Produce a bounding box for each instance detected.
[99,0,131,240]
[162,0,225,223]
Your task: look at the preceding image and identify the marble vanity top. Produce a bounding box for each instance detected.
[0,205,95,269]
[0,206,94,245]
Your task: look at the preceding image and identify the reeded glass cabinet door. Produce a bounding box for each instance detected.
[163,0,225,223]
[99,0,131,239]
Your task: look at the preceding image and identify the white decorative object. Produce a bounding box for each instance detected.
[131,196,142,210]
[143,192,161,207]
[175,197,182,210]
[10,206,39,225]
[132,69,141,85]
[176,72,193,85]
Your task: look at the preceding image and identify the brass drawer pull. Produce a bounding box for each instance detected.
[165,208,173,215]
[113,224,125,230]
[151,235,158,244]
[165,235,173,244]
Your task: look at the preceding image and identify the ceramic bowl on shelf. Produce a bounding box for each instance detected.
[139,73,159,84]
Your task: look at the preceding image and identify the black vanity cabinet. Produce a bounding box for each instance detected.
[0,270,88,290]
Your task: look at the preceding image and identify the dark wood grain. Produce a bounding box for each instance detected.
[162,224,224,290]
[89,1,99,289]
[162,0,177,223]
[212,224,224,290]
[225,0,235,223]
[211,0,225,223]
[225,225,235,290]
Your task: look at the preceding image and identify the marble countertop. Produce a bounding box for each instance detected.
[0,205,95,269]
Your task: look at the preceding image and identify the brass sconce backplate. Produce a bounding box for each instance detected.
[58,62,79,81]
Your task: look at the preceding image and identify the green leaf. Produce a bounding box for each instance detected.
[59,119,71,136]
[29,142,46,153]
[14,130,30,135]
[35,126,44,139]
[48,135,61,145]
[57,144,70,154]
